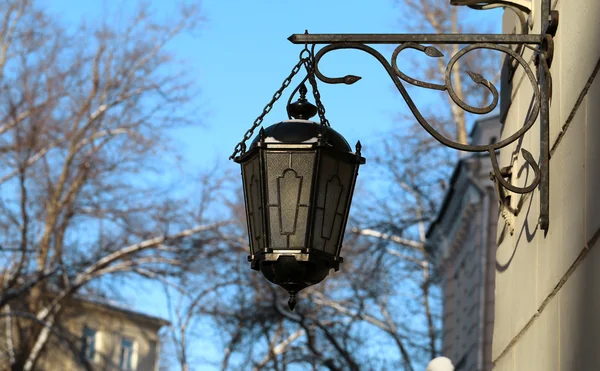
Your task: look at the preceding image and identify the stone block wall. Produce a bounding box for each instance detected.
[492,0,600,370]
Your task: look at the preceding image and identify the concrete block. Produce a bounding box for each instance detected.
[492,232,515,360]
[557,0,600,127]
[494,80,541,334]
[536,297,559,371]
[586,75,600,244]
[537,105,586,305]
[493,205,541,360]
[556,103,586,249]
[513,295,559,371]
[509,213,538,338]
[492,347,514,371]
[554,105,585,274]
[558,245,600,371]
[493,89,543,357]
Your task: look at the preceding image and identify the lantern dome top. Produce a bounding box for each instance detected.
[250,120,352,152]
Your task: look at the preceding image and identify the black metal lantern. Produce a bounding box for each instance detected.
[233,84,365,310]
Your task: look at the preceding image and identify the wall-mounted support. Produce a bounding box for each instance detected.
[288,0,557,231]
[450,1,534,31]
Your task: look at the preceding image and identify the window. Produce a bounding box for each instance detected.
[81,326,96,361]
[119,337,135,371]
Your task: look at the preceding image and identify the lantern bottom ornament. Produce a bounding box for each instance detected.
[252,253,335,311]
[233,82,365,310]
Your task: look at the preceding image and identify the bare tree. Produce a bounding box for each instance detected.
[91,1,503,370]
[343,0,502,368]
[155,173,247,371]
[190,1,502,370]
[0,1,238,370]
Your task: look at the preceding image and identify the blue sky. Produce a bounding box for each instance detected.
[42,0,482,168]
[37,0,502,367]
[39,0,502,174]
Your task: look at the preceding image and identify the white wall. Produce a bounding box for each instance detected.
[492,0,600,369]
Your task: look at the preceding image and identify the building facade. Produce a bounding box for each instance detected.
[6,296,168,371]
[427,117,500,371]
[492,0,600,370]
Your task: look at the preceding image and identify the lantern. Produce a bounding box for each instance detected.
[233,86,365,310]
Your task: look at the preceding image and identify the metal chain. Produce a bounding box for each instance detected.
[229,46,331,160]
[304,59,330,127]
[229,56,308,160]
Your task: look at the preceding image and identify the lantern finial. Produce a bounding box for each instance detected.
[287,83,318,120]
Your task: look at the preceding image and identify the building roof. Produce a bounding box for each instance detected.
[426,115,501,240]
[73,295,171,328]
[468,114,501,140]
[425,152,488,240]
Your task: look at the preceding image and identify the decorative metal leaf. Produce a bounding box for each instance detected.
[344,75,362,85]
[521,149,535,164]
[467,70,486,84]
[424,46,444,57]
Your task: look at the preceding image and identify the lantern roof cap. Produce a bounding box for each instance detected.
[250,120,352,152]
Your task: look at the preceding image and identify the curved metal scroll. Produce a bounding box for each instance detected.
[312,42,541,195]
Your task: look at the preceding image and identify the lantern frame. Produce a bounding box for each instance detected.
[230,0,559,310]
[233,85,364,309]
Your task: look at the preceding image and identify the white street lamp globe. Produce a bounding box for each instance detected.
[425,357,454,371]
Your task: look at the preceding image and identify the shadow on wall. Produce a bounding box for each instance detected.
[495,131,538,273]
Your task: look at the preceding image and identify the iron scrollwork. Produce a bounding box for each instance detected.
[311,41,540,195]
[289,1,558,231]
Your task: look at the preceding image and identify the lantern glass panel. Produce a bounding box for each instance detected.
[265,150,316,249]
[241,153,264,255]
[312,151,358,256]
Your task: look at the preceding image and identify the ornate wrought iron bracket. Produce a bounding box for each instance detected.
[288,0,558,231]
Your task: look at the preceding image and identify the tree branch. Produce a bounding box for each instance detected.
[350,227,425,251]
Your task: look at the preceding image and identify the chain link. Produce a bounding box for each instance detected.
[230,47,331,159]
[304,60,330,127]
[229,57,308,160]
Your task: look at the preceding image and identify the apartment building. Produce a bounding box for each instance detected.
[2,295,168,371]
[427,116,500,371]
